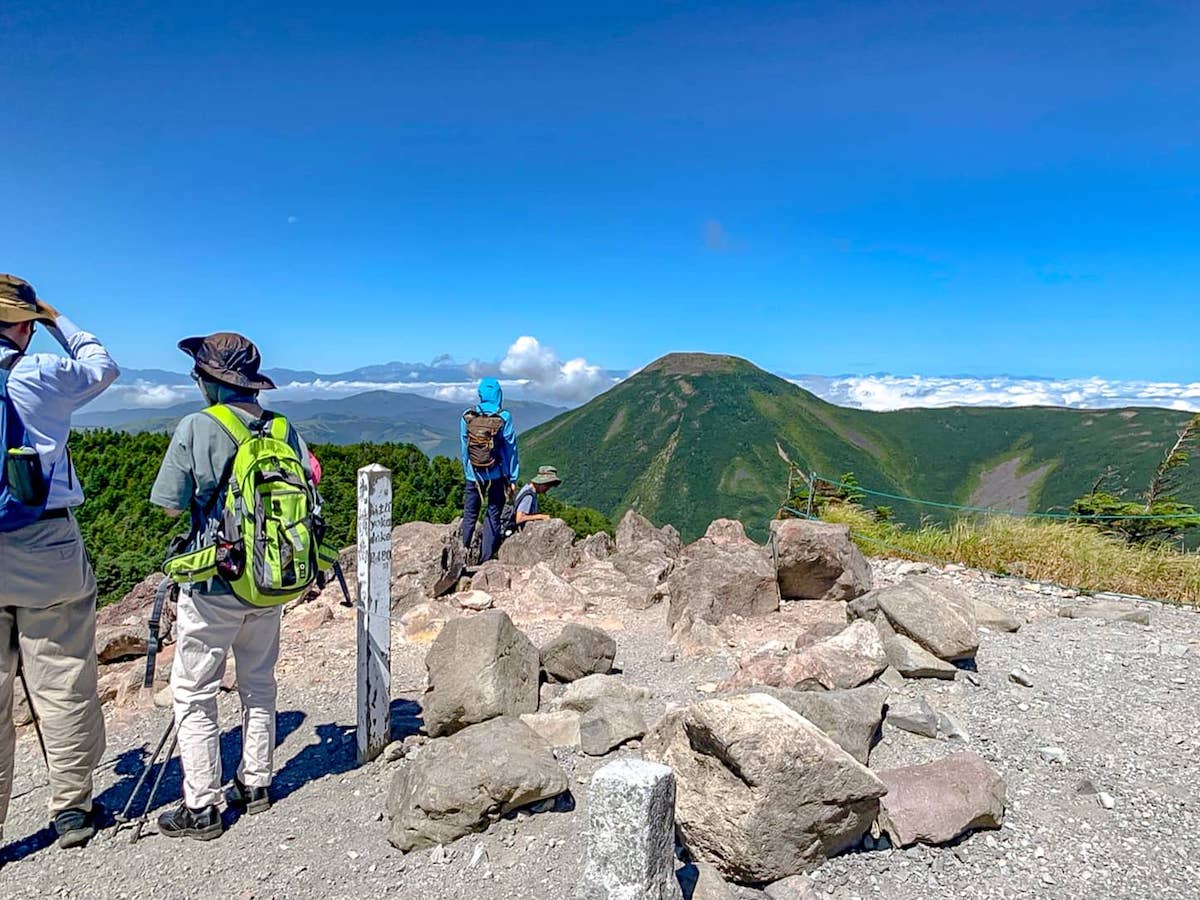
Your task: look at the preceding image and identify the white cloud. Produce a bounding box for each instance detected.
[104,381,194,408]
[498,336,617,404]
[431,384,479,404]
[789,374,1200,413]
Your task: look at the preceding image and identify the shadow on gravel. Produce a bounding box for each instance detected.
[272,722,358,804]
[268,701,424,807]
[390,699,423,742]
[0,711,306,864]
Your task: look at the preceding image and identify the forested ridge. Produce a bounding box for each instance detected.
[71,430,610,605]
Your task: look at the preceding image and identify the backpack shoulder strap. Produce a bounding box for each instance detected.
[267,412,290,442]
[203,404,253,445]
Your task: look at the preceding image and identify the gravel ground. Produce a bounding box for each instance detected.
[1,561,1197,899]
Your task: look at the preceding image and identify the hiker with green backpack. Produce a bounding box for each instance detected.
[460,377,519,563]
[149,333,335,841]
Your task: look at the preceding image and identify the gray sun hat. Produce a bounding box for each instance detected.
[531,466,562,487]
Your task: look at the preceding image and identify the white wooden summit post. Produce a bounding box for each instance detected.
[356,463,392,766]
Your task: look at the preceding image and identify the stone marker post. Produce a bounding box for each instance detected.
[578,759,683,900]
[356,464,392,765]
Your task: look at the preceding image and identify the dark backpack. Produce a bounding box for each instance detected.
[463,409,505,470]
[0,353,50,533]
[501,483,536,539]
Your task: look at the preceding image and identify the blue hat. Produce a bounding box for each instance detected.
[476,378,503,415]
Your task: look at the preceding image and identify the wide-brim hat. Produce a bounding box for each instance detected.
[179,332,277,391]
[0,274,59,325]
[531,465,562,487]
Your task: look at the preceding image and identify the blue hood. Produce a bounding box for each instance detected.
[476,378,503,414]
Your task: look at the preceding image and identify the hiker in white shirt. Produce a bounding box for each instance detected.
[0,274,119,850]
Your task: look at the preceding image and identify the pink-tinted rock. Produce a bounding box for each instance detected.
[877,752,1007,847]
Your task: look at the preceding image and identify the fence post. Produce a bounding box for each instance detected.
[805,472,817,518]
[356,464,392,766]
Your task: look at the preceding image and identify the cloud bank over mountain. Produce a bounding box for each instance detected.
[95,336,1200,415]
[788,374,1200,412]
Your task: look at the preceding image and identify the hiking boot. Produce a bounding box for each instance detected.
[158,802,223,841]
[226,777,271,815]
[53,805,99,849]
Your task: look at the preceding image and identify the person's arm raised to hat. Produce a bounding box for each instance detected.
[42,312,120,408]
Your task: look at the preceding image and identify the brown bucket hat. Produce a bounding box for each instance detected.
[179,332,277,391]
[0,274,59,325]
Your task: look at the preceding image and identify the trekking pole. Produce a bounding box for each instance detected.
[332,560,353,608]
[131,723,179,844]
[114,715,176,840]
[15,659,49,771]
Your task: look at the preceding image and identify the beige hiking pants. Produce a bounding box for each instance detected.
[172,587,282,810]
[0,515,105,833]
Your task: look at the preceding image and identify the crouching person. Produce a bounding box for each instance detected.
[0,275,119,848]
[150,333,330,840]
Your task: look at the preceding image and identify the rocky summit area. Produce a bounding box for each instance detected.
[3,513,1199,899]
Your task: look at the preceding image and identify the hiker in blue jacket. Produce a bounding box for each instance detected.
[460,378,518,563]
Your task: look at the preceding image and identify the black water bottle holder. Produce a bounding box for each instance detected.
[6,447,49,507]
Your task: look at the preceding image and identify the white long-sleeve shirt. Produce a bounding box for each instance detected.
[1,316,120,509]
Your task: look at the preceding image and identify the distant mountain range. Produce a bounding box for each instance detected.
[521,353,1199,541]
[76,391,565,458]
[88,361,1200,415]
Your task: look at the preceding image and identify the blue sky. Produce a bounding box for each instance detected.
[3,1,1198,381]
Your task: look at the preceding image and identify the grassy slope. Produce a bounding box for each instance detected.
[521,353,1197,541]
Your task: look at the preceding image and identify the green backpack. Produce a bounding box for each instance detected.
[164,405,338,606]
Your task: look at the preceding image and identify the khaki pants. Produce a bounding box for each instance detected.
[0,515,105,832]
[172,587,281,810]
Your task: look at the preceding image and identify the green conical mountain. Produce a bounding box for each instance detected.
[522,353,1197,541]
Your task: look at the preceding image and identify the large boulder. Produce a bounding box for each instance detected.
[974,599,1023,633]
[520,710,583,748]
[554,674,651,714]
[498,519,577,570]
[770,520,872,602]
[616,510,682,559]
[728,620,887,691]
[579,698,647,757]
[609,511,682,608]
[495,563,589,623]
[422,610,539,737]
[471,560,518,595]
[883,634,958,680]
[387,717,567,851]
[736,685,886,765]
[609,553,675,608]
[541,624,617,683]
[400,601,461,644]
[876,752,1007,847]
[851,577,979,662]
[388,521,459,610]
[643,694,887,883]
[568,560,663,610]
[574,530,615,565]
[704,518,750,544]
[667,532,780,627]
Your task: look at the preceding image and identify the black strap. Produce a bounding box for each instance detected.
[143,578,177,689]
